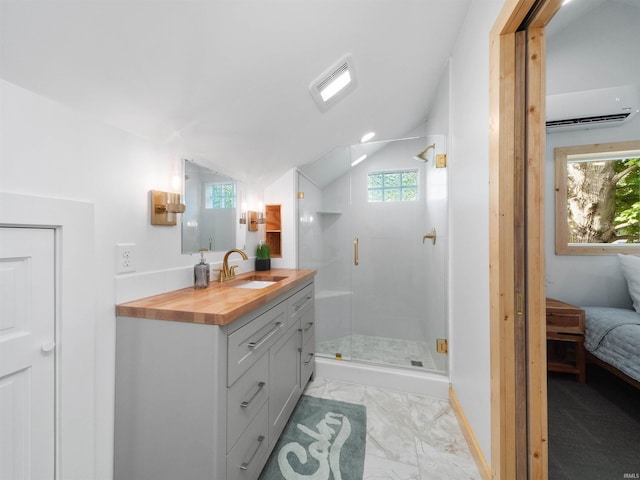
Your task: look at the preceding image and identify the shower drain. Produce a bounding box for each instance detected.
[410,360,424,367]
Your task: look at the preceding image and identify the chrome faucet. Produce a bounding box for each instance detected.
[217,249,249,282]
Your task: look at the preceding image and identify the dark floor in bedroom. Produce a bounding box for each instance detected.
[548,365,640,480]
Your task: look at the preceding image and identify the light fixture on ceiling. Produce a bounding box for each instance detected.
[360,131,375,143]
[320,65,351,102]
[351,154,367,167]
[413,144,436,163]
[309,54,358,112]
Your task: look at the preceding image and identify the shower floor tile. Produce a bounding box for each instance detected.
[316,334,437,370]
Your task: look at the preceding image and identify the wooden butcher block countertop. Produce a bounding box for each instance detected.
[115,268,316,326]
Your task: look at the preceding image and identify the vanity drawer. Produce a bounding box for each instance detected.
[227,401,269,480]
[288,283,314,322]
[301,333,315,387]
[298,306,315,346]
[228,303,286,386]
[227,355,269,452]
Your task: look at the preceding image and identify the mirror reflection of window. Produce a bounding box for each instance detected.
[182,159,240,254]
[555,140,640,254]
[205,183,236,209]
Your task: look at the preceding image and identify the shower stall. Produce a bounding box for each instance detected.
[297,136,449,381]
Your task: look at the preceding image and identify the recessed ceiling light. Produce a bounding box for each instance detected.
[309,54,358,112]
[360,132,375,143]
[351,154,367,167]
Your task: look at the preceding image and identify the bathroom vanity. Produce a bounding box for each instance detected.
[114,269,315,480]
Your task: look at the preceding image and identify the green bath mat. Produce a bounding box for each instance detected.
[259,395,367,480]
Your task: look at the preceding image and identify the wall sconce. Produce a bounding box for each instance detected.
[239,206,266,232]
[257,203,266,225]
[239,211,261,231]
[150,190,186,226]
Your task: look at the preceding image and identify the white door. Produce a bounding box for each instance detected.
[0,227,55,480]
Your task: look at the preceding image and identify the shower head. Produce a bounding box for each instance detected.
[413,143,436,163]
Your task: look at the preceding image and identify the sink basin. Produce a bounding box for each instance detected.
[244,275,288,282]
[226,275,288,289]
[233,280,277,289]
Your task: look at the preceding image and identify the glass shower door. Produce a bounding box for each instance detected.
[297,135,448,373]
[348,136,447,372]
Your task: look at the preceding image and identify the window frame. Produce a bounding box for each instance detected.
[555,140,640,255]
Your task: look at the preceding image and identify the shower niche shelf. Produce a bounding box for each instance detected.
[265,204,282,258]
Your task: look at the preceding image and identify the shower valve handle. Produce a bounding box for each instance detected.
[423,228,437,245]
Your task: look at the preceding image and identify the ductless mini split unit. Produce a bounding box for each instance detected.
[546,85,639,132]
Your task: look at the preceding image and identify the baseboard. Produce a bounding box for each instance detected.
[449,386,492,480]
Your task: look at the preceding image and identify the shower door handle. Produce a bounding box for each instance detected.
[354,237,359,266]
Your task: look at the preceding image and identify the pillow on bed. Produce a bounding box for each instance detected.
[618,254,640,313]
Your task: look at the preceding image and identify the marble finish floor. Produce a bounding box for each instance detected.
[316,334,438,371]
[303,376,480,480]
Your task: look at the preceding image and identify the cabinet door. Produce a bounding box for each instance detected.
[301,333,315,387]
[268,323,301,444]
[226,402,269,480]
[299,306,315,347]
[227,355,269,452]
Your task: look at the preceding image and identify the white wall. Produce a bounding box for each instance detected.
[545,1,640,309]
[0,79,257,480]
[445,0,504,463]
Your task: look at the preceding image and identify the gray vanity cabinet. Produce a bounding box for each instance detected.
[114,280,315,480]
[268,319,301,444]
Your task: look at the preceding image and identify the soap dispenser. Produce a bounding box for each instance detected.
[194,250,210,289]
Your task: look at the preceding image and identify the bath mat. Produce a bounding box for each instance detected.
[259,395,367,480]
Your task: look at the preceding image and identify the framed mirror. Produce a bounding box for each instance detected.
[555,140,640,254]
[182,159,244,254]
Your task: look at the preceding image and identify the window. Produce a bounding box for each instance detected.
[367,169,418,202]
[205,183,236,209]
[555,140,640,254]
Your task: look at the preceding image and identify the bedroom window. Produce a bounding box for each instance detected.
[205,183,236,209]
[367,169,418,202]
[555,140,640,254]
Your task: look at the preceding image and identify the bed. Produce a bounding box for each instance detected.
[578,254,640,388]
[583,306,640,388]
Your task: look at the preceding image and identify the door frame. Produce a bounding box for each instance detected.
[489,0,561,478]
[0,192,96,479]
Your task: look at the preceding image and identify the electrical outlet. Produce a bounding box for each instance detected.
[116,243,136,274]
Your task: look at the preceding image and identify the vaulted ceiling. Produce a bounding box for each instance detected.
[0,0,471,185]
